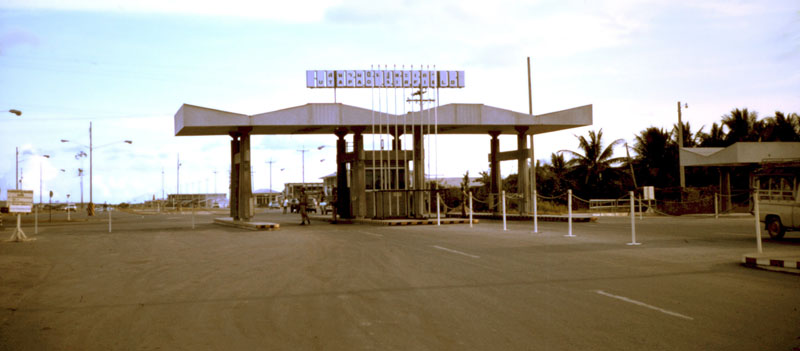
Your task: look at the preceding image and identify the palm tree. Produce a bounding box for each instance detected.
[633,127,676,188]
[762,111,800,141]
[699,122,726,147]
[672,121,702,147]
[722,108,760,143]
[559,129,624,197]
[547,152,570,195]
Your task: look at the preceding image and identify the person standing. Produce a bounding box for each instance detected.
[299,188,311,225]
[282,198,288,214]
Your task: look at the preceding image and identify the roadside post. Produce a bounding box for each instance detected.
[436,192,441,226]
[502,190,507,231]
[565,189,575,237]
[108,205,112,233]
[714,193,719,219]
[533,190,538,233]
[7,190,34,242]
[753,189,763,253]
[192,201,195,229]
[638,193,643,220]
[627,191,641,246]
[469,191,473,228]
[34,204,38,234]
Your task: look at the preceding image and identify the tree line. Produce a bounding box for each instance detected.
[537,108,799,200]
[460,108,799,206]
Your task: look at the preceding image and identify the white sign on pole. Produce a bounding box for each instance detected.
[8,190,33,213]
[306,69,466,89]
[643,186,656,201]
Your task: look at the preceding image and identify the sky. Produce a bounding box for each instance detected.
[1,0,798,204]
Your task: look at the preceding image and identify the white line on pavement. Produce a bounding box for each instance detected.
[432,245,480,259]
[595,290,694,320]
[356,231,383,237]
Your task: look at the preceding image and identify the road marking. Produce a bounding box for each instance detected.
[432,245,480,259]
[595,290,693,320]
[356,231,383,238]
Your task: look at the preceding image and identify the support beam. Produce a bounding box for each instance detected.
[516,126,530,213]
[229,128,253,221]
[413,125,425,219]
[489,131,501,214]
[229,133,240,219]
[351,127,366,219]
[335,128,352,218]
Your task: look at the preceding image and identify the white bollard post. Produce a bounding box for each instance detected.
[714,193,719,219]
[565,189,575,237]
[108,206,112,233]
[533,190,538,233]
[638,193,643,220]
[469,191,473,228]
[192,202,195,230]
[35,205,38,235]
[627,191,640,245]
[436,193,441,226]
[754,190,762,253]
[502,190,507,231]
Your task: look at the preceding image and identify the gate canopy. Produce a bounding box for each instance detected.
[175,103,592,136]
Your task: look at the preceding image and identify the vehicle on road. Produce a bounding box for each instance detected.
[64,204,77,212]
[755,160,799,239]
[268,201,280,209]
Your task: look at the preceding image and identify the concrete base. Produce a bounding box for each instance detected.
[214,217,279,231]
[354,218,479,226]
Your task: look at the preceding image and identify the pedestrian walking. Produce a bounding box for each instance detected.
[299,189,311,225]
[282,198,288,214]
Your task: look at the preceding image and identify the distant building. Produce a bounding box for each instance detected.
[253,190,281,207]
[283,182,323,200]
[167,193,227,208]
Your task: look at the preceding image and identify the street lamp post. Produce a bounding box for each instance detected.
[39,154,50,204]
[677,101,688,189]
[61,122,131,215]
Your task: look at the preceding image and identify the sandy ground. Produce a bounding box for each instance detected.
[1,210,799,350]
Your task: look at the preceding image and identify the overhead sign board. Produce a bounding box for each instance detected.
[7,190,34,213]
[306,70,465,89]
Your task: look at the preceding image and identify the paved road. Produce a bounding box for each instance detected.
[1,210,798,350]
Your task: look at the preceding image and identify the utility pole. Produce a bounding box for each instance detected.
[266,158,276,193]
[297,147,308,185]
[213,170,217,194]
[527,57,535,208]
[15,147,19,190]
[625,142,637,189]
[177,153,181,197]
[89,121,93,215]
[161,168,165,200]
[677,101,687,189]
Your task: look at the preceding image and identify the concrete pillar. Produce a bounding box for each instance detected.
[489,131,501,214]
[238,128,253,221]
[229,128,253,221]
[335,128,352,218]
[724,168,732,211]
[413,125,425,218]
[516,126,530,213]
[229,133,240,219]
[351,127,366,219]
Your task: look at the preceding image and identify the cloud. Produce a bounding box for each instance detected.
[0,29,40,53]
[0,0,341,22]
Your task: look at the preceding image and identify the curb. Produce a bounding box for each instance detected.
[742,253,800,275]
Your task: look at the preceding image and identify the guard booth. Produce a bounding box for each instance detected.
[366,153,411,219]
